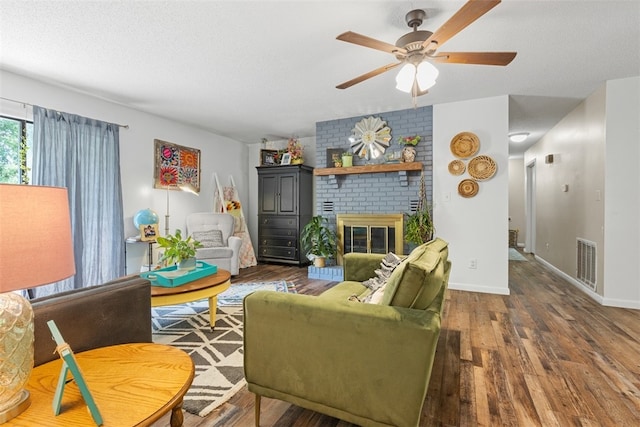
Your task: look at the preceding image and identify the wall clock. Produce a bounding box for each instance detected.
[349,116,392,160]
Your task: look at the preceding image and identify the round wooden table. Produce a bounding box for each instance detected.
[150,268,231,328]
[11,343,194,427]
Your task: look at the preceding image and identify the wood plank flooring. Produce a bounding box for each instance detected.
[153,252,640,426]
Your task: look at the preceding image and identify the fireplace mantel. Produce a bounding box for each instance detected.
[313,162,423,176]
[314,162,423,188]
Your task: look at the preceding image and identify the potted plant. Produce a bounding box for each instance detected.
[301,215,337,267]
[156,229,203,270]
[341,151,353,167]
[405,170,434,246]
[398,135,421,163]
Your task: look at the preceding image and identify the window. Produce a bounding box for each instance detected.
[0,116,33,184]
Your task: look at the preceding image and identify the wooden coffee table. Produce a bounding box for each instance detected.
[150,268,231,328]
[10,343,194,427]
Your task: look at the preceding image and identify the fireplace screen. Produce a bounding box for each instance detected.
[344,226,395,254]
[337,214,404,264]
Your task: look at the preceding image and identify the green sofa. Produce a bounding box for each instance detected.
[244,238,451,427]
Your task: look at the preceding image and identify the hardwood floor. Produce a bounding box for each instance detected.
[154,252,640,426]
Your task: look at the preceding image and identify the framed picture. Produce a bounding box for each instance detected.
[326,148,343,167]
[280,152,291,165]
[140,224,159,241]
[153,139,201,192]
[260,149,279,166]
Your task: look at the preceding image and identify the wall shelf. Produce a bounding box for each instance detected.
[313,162,423,176]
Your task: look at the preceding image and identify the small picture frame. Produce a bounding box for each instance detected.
[326,148,343,167]
[260,149,279,166]
[280,153,291,165]
[140,224,158,241]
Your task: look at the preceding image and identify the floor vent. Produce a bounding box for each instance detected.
[322,201,334,213]
[577,238,597,290]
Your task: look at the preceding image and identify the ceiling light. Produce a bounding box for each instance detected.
[509,132,529,143]
[395,61,439,94]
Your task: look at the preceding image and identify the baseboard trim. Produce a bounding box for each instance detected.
[449,282,510,295]
[534,254,640,309]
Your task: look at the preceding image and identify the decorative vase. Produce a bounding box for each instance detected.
[401,146,416,163]
[342,155,353,167]
[291,158,304,165]
[178,257,197,271]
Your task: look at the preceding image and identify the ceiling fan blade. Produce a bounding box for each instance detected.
[433,51,517,66]
[336,62,402,89]
[337,31,406,55]
[423,0,501,49]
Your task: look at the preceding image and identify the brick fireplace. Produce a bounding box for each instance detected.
[314,105,433,259]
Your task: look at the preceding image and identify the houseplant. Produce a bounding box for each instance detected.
[405,171,434,245]
[156,229,203,270]
[341,152,353,167]
[398,135,421,163]
[301,215,337,267]
[287,137,304,164]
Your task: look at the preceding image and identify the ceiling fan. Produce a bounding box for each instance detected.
[335,0,517,98]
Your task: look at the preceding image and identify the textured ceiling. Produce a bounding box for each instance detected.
[1,1,638,156]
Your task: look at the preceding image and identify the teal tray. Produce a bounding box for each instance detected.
[140,261,217,288]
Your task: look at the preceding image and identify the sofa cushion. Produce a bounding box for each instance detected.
[193,229,225,247]
[380,238,449,309]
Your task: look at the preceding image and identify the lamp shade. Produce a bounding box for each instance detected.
[0,184,75,292]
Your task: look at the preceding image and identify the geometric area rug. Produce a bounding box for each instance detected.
[509,247,528,261]
[152,301,245,417]
[151,281,296,417]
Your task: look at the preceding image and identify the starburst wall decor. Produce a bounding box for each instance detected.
[153,139,200,192]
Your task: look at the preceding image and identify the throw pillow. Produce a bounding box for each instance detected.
[359,252,403,303]
[192,229,225,248]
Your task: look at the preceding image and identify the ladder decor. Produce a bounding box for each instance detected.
[213,173,257,269]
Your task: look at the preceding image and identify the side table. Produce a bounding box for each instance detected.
[125,238,156,273]
[8,343,194,427]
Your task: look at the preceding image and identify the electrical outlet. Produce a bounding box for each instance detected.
[468,258,477,269]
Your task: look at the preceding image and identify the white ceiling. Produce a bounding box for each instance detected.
[1,1,638,156]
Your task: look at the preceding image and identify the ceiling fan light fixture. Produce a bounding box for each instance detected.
[395,63,416,93]
[509,132,530,143]
[416,61,438,91]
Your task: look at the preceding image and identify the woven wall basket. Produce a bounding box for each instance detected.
[450,132,479,158]
[468,155,496,180]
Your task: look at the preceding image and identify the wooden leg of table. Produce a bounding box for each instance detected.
[208,296,217,328]
[255,394,261,427]
[170,398,184,427]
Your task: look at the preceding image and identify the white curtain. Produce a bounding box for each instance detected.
[31,106,124,297]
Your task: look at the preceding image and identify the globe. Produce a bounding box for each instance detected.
[133,208,159,229]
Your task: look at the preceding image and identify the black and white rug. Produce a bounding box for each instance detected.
[152,302,244,417]
[151,281,296,417]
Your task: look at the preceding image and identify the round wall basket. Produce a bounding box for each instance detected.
[450,132,479,158]
[468,155,497,180]
[458,179,479,198]
[448,159,466,176]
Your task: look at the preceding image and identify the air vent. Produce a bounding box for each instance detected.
[409,199,420,213]
[577,238,596,290]
[322,201,334,213]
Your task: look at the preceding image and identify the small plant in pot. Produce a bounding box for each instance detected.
[301,215,337,268]
[405,170,434,246]
[156,229,203,271]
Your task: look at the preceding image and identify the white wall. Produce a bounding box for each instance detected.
[434,96,510,295]
[508,157,526,246]
[603,76,640,308]
[1,70,248,274]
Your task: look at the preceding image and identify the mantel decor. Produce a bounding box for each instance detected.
[153,139,201,192]
[350,116,392,160]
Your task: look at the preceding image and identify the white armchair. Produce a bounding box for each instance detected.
[186,212,242,275]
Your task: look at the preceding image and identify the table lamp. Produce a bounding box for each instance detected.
[0,184,75,423]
